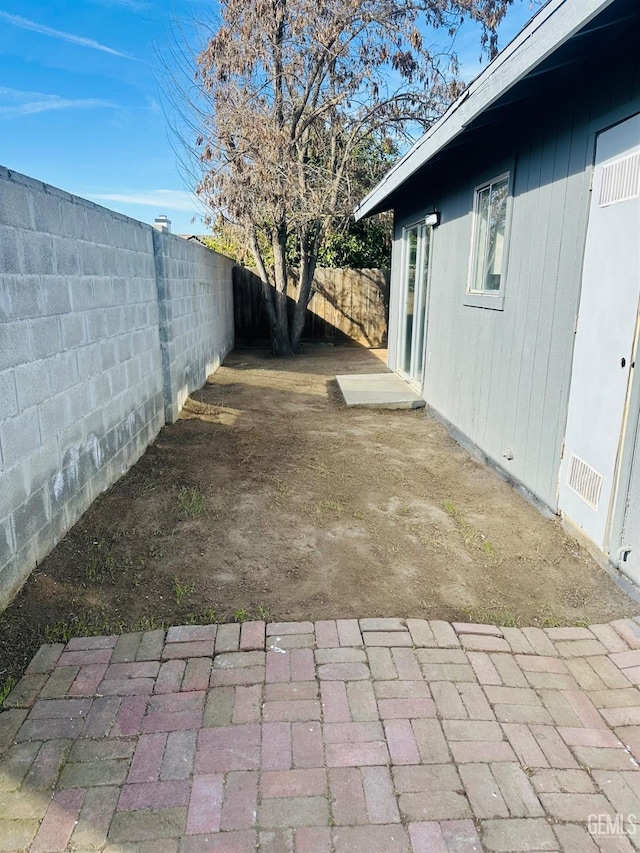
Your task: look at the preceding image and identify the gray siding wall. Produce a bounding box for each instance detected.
[0,167,234,607]
[392,60,640,511]
[154,232,235,423]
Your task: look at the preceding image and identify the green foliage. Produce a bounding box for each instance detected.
[200,229,256,268]
[207,215,391,270]
[317,217,391,269]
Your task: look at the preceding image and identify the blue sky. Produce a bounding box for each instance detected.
[0,1,538,235]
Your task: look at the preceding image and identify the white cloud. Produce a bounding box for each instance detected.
[0,10,136,59]
[0,86,118,118]
[91,0,150,10]
[89,189,199,212]
[0,86,48,99]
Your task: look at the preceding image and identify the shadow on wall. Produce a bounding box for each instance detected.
[232,266,389,348]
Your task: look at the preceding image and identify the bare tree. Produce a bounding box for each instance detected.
[188,0,513,355]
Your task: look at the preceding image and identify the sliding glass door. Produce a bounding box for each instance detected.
[399,221,432,386]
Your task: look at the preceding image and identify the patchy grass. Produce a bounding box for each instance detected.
[538,610,563,629]
[443,500,499,563]
[443,500,457,517]
[317,499,342,512]
[483,541,495,558]
[316,493,349,517]
[85,539,118,585]
[0,677,17,708]
[177,488,206,517]
[186,608,217,625]
[149,542,166,561]
[462,606,519,628]
[45,616,104,644]
[272,478,295,499]
[461,604,585,630]
[0,346,633,701]
[173,578,196,606]
[43,613,167,644]
[233,608,249,623]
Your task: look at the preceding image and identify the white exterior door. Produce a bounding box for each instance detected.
[398,222,433,387]
[559,113,640,558]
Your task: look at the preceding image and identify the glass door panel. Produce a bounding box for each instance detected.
[401,226,418,376]
[399,223,432,385]
[413,224,431,380]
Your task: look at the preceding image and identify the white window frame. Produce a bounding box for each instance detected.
[464,170,512,311]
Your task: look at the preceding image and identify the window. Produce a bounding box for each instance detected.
[469,173,509,295]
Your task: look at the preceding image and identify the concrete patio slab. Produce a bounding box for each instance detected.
[336,372,426,409]
[2,617,640,851]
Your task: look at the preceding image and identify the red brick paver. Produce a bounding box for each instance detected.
[2,617,640,851]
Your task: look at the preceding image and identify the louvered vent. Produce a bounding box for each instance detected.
[599,152,640,206]
[567,454,603,510]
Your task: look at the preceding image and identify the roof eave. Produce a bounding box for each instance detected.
[354,0,616,221]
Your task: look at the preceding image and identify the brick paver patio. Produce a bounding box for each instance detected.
[2,617,640,851]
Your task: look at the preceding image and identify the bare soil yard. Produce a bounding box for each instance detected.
[0,345,635,689]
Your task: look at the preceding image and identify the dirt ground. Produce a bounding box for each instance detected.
[0,344,636,690]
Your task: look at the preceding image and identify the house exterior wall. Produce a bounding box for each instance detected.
[0,167,234,608]
[390,53,640,512]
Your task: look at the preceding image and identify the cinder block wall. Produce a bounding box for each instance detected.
[0,167,234,608]
[153,231,235,422]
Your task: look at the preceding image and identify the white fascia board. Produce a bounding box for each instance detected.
[354,0,616,220]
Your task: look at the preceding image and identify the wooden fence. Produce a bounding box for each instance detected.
[232,266,390,347]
